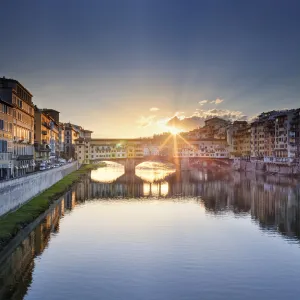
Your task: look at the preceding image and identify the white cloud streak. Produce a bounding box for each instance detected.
[136,115,157,127]
[199,100,208,106]
[210,98,224,104]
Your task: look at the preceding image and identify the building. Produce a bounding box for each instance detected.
[64,123,80,159]
[292,109,300,160]
[186,117,231,141]
[143,144,160,156]
[0,78,35,177]
[0,98,13,179]
[227,121,247,155]
[75,138,145,165]
[34,107,59,165]
[40,109,60,157]
[251,121,265,159]
[227,121,251,157]
[62,123,93,160]
[174,139,229,158]
[274,110,299,162]
[204,117,231,139]
[58,123,65,158]
[250,109,300,162]
[263,119,275,160]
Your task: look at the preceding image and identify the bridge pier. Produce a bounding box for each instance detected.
[180,157,190,171]
[124,159,136,174]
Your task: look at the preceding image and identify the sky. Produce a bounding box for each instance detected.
[1,0,300,137]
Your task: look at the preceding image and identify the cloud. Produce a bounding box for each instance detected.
[166,109,247,131]
[199,100,208,106]
[174,111,185,118]
[136,115,156,127]
[210,98,224,105]
[150,107,160,112]
[194,108,246,120]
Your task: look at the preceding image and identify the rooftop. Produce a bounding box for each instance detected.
[0,77,33,97]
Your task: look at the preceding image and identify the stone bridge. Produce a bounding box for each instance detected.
[90,155,232,173]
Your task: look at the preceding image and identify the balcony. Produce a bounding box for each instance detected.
[35,143,51,152]
[42,121,51,129]
[0,152,12,161]
[16,155,34,161]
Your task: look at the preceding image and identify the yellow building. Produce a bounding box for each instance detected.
[0,78,35,177]
[75,138,144,164]
[34,108,59,164]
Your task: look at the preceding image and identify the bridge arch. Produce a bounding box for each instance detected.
[91,159,126,167]
[135,157,176,169]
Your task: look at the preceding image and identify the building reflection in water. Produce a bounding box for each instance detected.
[0,193,68,300]
[87,168,300,241]
[0,166,300,298]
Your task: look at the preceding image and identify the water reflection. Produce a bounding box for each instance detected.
[91,162,125,183]
[0,167,300,299]
[87,169,300,240]
[136,162,176,182]
[0,191,75,300]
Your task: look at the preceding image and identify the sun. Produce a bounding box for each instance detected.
[166,126,181,135]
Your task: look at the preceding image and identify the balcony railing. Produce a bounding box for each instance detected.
[16,155,34,160]
[42,122,51,129]
[0,152,12,161]
[34,143,51,152]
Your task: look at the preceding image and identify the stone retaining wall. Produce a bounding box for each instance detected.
[235,160,300,175]
[0,162,78,216]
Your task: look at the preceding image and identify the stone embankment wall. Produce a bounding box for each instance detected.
[0,162,78,216]
[233,160,300,176]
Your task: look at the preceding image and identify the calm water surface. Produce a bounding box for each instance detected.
[1,163,300,300]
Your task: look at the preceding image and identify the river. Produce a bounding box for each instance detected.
[1,163,300,300]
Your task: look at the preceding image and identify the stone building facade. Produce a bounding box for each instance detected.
[0,78,35,177]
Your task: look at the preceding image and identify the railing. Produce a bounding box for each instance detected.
[42,121,51,129]
[0,152,12,161]
[16,155,34,160]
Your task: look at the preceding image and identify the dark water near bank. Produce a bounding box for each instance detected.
[1,164,300,300]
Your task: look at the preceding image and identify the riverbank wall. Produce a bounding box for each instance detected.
[233,160,300,176]
[0,162,79,216]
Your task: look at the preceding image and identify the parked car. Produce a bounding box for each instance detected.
[40,163,47,171]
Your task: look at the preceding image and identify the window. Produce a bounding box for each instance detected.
[1,104,7,114]
[0,140,8,153]
[0,120,4,130]
[18,99,23,108]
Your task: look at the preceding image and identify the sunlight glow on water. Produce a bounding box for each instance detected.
[136,162,175,182]
[91,161,176,184]
[91,162,124,183]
